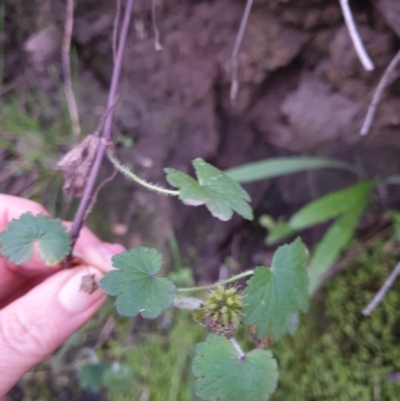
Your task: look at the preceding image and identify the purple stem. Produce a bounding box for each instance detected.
[69,0,134,244]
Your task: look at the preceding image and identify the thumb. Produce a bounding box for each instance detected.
[0,267,106,395]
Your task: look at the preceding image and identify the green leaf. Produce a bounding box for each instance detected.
[192,334,278,401]
[99,247,176,319]
[78,361,109,392]
[225,157,358,183]
[288,180,375,230]
[165,158,253,221]
[103,364,134,392]
[242,238,309,340]
[308,206,367,294]
[0,212,71,265]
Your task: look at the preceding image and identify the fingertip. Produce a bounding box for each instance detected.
[0,194,49,231]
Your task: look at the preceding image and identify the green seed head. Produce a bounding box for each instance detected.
[196,285,243,338]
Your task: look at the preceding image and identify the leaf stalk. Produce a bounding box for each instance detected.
[177,270,254,293]
[107,149,180,196]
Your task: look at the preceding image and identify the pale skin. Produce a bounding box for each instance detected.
[0,195,124,397]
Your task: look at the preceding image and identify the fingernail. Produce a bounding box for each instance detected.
[58,268,106,314]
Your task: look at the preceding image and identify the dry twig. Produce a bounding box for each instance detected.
[360,49,400,136]
[230,0,253,102]
[151,0,163,51]
[69,0,135,246]
[338,0,374,71]
[62,0,81,137]
[362,260,400,316]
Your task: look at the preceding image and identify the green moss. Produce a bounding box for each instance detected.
[111,311,205,401]
[271,242,400,401]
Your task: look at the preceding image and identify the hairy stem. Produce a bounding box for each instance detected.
[69,0,134,245]
[230,337,245,359]
[107,149,180,196]
[177,270,254,293]
[174,296,203,310]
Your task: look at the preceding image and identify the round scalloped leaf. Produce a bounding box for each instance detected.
[99,247,176,319]
[77,361,109,392]
[0,212,71,265]
[165,158,253,221]
[242,237,309,340]
[192,334,278,401]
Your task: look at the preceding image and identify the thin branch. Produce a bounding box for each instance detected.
[112,0,121,63]
[84,167,118,220]
[62,0,81,137]
[69,0,135,245]
[230,0,253,102]
[151,0,163,51]
[177,270,254,293]
[338,0,374,72]
[107,148,180,196]
[362,260,400,316]
[230,337,245,360]
[360,49,400,136]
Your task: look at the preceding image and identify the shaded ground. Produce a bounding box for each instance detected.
[3,0,400,282]
[3,0,400,400]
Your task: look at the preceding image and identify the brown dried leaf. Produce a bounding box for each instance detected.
[56,135,100,197]
[80,274,99,294]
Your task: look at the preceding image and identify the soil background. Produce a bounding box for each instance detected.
[3,0,400,280]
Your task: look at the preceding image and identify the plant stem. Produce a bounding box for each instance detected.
[230,337,245,360]
[362,260,400,316]
[69,0,134,245]
[360,49,400,136]
[107,149,180,196]
[177,270,254,293]
[174,296,203,310]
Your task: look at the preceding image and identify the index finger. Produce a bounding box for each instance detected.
[0,195,123,292]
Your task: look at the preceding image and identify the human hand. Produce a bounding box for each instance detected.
[0,195,124,396]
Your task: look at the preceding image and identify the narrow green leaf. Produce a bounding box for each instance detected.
[225,157,358,183]
[0,212,71,265]
[242,238,309,340]
[165,158,253,221]
[308,205,367,294]
[99,247,176,319]
[192,334,278,401]
[288,180,375,230]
